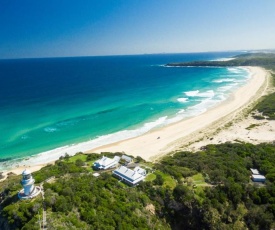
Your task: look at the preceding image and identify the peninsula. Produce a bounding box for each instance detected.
[166,52,275,68]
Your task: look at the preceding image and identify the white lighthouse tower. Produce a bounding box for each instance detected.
[18,169,41,199]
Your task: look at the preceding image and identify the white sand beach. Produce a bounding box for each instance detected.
[2,66,273,177]
[87,67,272,160]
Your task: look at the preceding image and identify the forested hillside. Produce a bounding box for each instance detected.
[1,143,275,229]
[166,53,275,71]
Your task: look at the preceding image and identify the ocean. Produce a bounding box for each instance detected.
[0,52,249,170]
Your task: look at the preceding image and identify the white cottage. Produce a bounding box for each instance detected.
[252,174,266,183]
[250,168,266,183]
[121,155,133,165]
[113,166,146,186]
[93,156,120,170]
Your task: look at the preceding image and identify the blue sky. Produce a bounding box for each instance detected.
[1,0,275,58]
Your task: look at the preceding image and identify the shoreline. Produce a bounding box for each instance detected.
[1,66,271,178]
[86,66,270,160]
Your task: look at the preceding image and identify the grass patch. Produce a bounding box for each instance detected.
[253,91,275,120]
[189,174,209,204]
[155,170,177,189]
[67,153,87,163]
[246,123,261,130]
[66,153,96,172]
[191,173,207,185]
[193,186,205,205]
[145,170,177,188]
[252,115,265,120]
[145,173,156,182]
[83,165,94,172]
[140,162,154,169]
[224,122,233,128]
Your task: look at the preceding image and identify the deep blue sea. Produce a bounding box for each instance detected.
[0,52,249,170]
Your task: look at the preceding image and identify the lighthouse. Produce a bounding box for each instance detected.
[18,169,41,199]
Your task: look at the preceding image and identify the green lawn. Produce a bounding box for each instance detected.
[139,162,154,168]
[156,170,177,189]
[191,173,207,185]
[67,153,95,172]
[145,173,156,182]
[67,154,87,163]
[193,186,205,205]
[189,173,208,204]
[144,170,177,189]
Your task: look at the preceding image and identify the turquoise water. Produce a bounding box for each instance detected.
[0,52,249,169]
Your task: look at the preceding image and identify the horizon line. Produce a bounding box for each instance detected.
[1,49,275,61]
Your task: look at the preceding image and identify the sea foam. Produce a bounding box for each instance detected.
[227,67,243,74]
[0,116,168,171]
[184,90,215,98]
[184,90,199,97]
[44,127,58,133]
[211,58,236,61]
[212,78,236,83]
[177,98,188,103]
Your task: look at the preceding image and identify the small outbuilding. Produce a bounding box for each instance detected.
[93,156,120,170]
[121,155,133,165]
[250,168,266,183]
[250,168,260,175]
[251,174,266,183]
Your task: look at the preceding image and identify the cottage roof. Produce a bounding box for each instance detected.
[252,174,266,179]
[114,156,121,162]
[250,168,260,175]
[94,156,115,167]
[133,166,146,175]
[93,156,120,169]
[113,166,144,182]
[122,155,132,162]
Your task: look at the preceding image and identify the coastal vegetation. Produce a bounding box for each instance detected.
[253,84,275,120]
[166,53,275,71]
[1,143,275,229]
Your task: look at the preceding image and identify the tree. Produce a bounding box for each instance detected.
[154,174,164,186]
[75,159,85,167]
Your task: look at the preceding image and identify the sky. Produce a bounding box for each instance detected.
[1,0,275,59]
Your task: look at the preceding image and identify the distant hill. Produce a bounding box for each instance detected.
[166,53,275,70]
